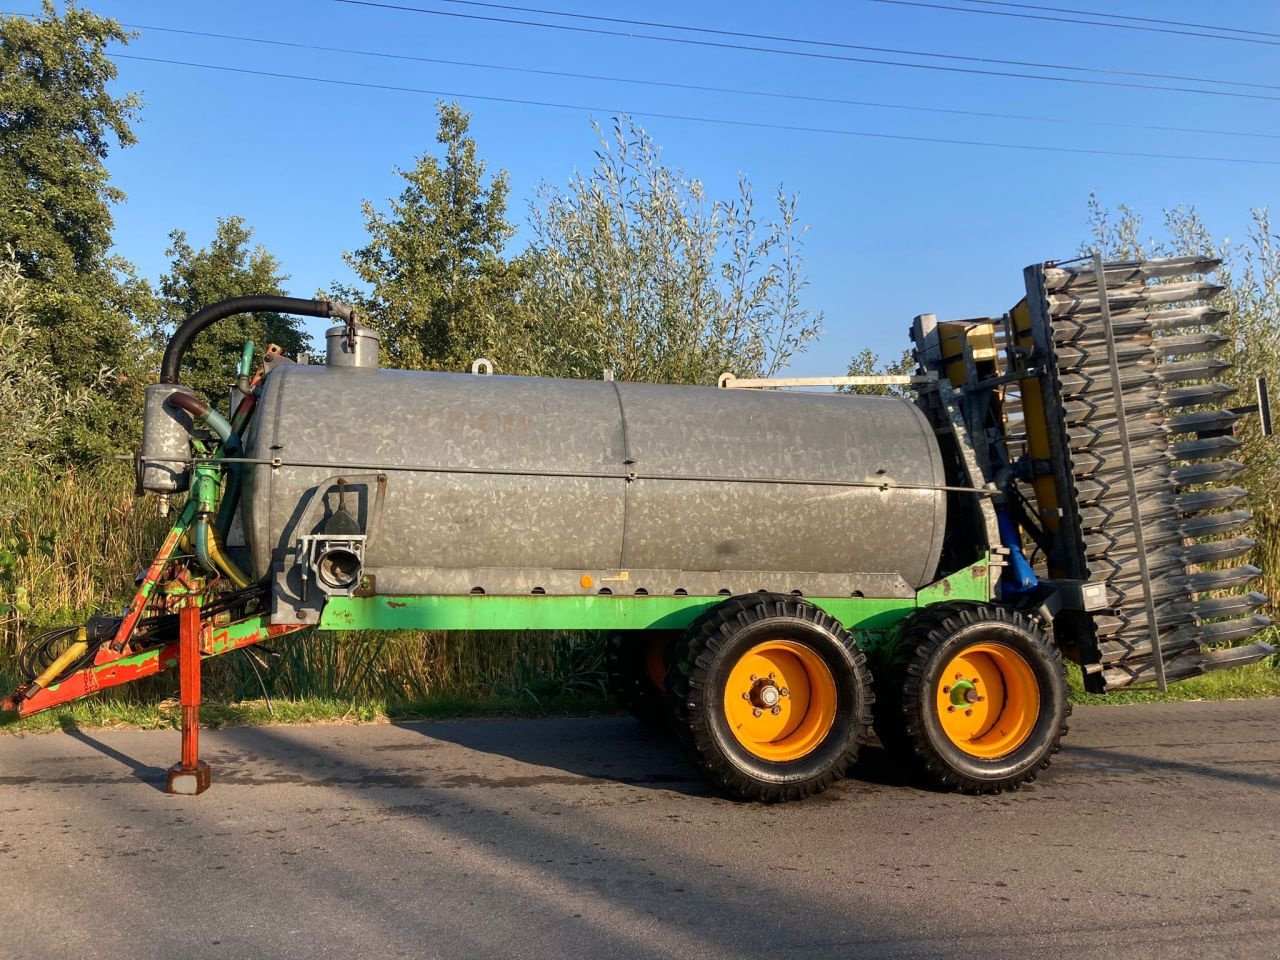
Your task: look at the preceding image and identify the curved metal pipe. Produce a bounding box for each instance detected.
[161,296,355,384]
[167,392,242,457]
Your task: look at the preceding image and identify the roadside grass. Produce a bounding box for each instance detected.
[1,690,617,735]
[1066,659,1280,705]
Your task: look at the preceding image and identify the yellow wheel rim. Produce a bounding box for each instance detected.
[722,640,837,762]
[936,642,1040,758]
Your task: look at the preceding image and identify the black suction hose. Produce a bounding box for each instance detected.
[160,295,356,384]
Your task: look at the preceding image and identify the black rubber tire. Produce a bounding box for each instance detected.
[871,602,1070,793]
[869,601,980,759]
[666,593,874,803]
[607,631,679,731]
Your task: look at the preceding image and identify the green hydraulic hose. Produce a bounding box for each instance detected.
[197,406,241,458]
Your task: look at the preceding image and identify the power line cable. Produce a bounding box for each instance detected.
[335,0,1280,95]
[411,0,1280,76]
[113,54,1280,166]
[11,3,1270,101]
[956,0,1280,40]
[870,0,1280,47]
[110,20,1280,143]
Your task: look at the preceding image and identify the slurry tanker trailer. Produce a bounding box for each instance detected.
[4,253,1274,801]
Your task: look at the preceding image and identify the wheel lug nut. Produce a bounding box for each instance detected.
[955,673,963,680]
[965,709,973,717]
[752,708,762,718]
[750,674,758,682]
[947,706,956,713]
[779,688,789,697]
[771,705,781,715]
[742,692,751,700]
[977,696,985,702]
[768,672,776,680]
[943,685,952,694]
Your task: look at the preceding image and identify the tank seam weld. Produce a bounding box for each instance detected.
[611,379,633,571]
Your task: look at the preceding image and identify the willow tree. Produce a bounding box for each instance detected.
[516,116,821,384]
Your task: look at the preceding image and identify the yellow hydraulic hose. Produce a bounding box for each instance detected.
[25,627,89,697]
[205,526,252,590]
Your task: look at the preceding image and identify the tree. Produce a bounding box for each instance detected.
[515,115,821,384]
[0,2,154,458]
[0,248,103,465]
[158,217,306,402]
[339,101,517,371]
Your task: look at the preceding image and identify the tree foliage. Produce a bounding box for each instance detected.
[0,2,154,458]
[158,216,306,401]
[339,101,517,371]
[515,116,821,384]
[0,249,103,465]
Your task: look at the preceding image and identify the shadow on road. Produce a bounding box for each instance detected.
[59,721,169,792]
[1069,743,1279,792]
[401,714,918,796]
[396,715,713,796]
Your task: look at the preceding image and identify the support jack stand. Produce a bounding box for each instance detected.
[166,603,211,795]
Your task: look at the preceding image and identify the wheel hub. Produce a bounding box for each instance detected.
[935,643,1040,759]
[749,678,785,710]
[945,678,983,708]
[722,640,836,762]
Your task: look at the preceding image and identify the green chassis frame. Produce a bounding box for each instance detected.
[320,559,995,636]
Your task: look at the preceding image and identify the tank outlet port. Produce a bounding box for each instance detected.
[298,534,367,598]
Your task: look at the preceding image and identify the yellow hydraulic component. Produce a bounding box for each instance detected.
[722,639,837,762]
[26,627,89,696]
[937,320,999,388]
[935,642,1040,758]
[1010,298,1064,569]
[207,529,252,590]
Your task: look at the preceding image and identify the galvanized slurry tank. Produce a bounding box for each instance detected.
[243,366,948,623]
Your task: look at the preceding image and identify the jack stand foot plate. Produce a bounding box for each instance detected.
[166,760,211,796]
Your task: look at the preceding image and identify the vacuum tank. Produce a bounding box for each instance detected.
[242,362,948,622]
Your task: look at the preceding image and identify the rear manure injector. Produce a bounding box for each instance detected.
[3,257,1274,801]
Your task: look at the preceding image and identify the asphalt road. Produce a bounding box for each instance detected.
[1,699,1278,960]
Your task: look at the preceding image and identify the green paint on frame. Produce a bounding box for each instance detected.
[316,558,993,634]
[319,593,919,633]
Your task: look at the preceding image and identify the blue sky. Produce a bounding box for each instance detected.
[13,0,1280,373]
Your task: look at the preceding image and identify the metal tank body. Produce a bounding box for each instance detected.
[241,365,948,625]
